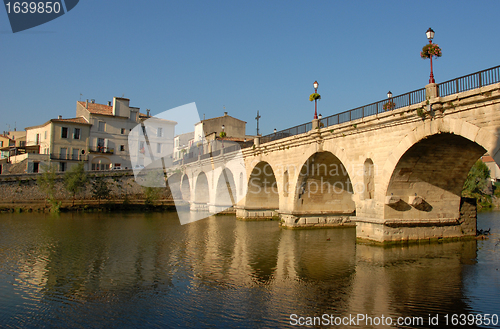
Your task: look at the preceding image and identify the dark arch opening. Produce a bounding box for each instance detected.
[295,152,355,214]
[385,133,486,219]
[246,161,279,210]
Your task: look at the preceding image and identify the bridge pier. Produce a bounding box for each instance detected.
[354,198,477,243]
[235,207,278,220]
[190,202,209,212]
[278,212,356,229]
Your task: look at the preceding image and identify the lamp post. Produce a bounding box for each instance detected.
[387,91,393,99]
[426,27,435,83]
[313,81,319,119]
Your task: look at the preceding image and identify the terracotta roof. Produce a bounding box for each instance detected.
[77,101,113,115]
[482,155,495,162]
[52,117,90,125]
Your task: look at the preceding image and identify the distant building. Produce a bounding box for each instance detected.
[25,116,91,172]
[194,111,247,143]
[74,98,175,170]
[481,155,500,181]
[173,132,194,161]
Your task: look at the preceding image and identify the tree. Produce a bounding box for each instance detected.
[463,159,492,209]
[463,160,490,195]
[142,170,163,206]
[92,177,111,205]
[37,163,61,212]
[64,162,88,206]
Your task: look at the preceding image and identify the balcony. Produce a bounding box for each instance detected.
[50,153,88,161]
[89,146,114,154]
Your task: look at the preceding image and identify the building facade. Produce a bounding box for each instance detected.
[25,117,91,172]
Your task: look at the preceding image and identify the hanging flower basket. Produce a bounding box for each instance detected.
[219,131,226,138]
[420,43,442,59]
[383,101,396,111]
[309,93,321,102]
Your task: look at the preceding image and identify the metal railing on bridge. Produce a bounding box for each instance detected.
[260,87,426,143]
[437,65,500,97]
[260,64,500,144]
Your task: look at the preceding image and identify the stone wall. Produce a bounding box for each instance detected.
[0,170,173,204]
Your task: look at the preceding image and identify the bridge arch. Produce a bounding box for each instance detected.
[293,151,355,214]
[214,167,237,207]
[180,174,191,202]
[194,171,209,204]
[246,161,279,210]
[381,118,499,219]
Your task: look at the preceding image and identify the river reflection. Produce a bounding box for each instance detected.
[0,212,498,328]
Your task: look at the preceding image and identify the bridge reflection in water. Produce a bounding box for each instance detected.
[0,212,494,328]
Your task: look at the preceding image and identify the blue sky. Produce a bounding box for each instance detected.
[1,1,499,136]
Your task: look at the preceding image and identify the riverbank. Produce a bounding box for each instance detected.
[0,199,177,213]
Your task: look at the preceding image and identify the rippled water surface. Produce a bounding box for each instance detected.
[0,211,499,328]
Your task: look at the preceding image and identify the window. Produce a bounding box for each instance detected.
[35,134,40,145]
[44,131,47,139]
[157,143,161,153]
[73,128,81,140]
[59,162,66,172]
[60,148,67,159]
[120,145,125,151]
[98,121,105,132]
[97,138,105,152]
[61,127,68,138]
[121,128,126,134]
[0,141,3,147]
[157,127,163,137]
[72,149,79,160]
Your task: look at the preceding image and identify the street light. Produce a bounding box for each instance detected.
[387,91,393,99]
[313,81,319,119]
[318,114,322,119]
[426,27,435,83]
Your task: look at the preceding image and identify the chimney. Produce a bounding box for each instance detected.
[91,99,95,104]
[147,109,150,117]
[108,101,111,106]
[224,112,228,116]
[86,99,88,109]
[58,115,62,119]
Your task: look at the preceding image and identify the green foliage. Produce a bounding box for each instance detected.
[92,178,111,205]
[64,162,88,206]
[219,131,227,138]
[309,93,321,101]
[420,43,442,59]
[37,164,60,212]
[417,107,426,118]
[142,171,163,206]
[463,160,490,194]
[383,101,395,111]
[463,159,492,209]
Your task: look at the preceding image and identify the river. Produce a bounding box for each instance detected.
[0,211,499,328]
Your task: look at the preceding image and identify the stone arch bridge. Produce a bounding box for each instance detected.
[169,68,500,243]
